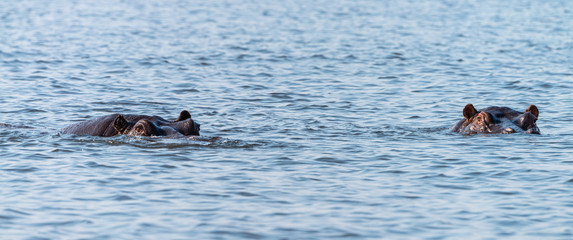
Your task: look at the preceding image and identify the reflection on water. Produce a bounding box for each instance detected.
[1,0,573,239]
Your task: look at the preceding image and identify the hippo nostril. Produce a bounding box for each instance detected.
[504,128,515,134]
[526,128,540,134]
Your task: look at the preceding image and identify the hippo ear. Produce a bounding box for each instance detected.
[176,110,192,121]
[463,104,478,120]
[526,104,539,118]
[113,115,129,134]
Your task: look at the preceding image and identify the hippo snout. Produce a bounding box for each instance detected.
[503,128,516,134]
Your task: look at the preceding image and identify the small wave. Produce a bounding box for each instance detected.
[85,161,120,169]
[1,167,39,173]
[110,194,135,201]
[373,125,450,137]
[209,230,264,240]
[62,134,272,149]
[0,123,34,129]
[310,54,328,59]
[32,219,93,227]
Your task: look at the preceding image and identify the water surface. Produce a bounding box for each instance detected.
[1,0,573,239]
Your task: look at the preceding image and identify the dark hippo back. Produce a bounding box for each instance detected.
[61,114,121,137]
[61,111,200,137]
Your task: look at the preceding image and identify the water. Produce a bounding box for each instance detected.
[1,0,572,239]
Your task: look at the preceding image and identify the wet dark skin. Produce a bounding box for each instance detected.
[452,104,540,135]
[61,110,200,137]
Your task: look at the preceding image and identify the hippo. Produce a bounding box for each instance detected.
[61,110,200,137]
[452,104,540,135]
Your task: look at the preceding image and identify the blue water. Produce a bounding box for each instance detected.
[1,0,573,239]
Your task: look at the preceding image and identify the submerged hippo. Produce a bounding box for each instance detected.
[61,110,200,137]
[452,104,540,134]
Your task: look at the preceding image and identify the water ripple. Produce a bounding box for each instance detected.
[1,0,572,239]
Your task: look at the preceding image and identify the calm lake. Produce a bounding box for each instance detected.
[1,0,572,239]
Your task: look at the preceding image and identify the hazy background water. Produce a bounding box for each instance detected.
[1,0,573,239]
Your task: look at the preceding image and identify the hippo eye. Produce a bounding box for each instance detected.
[135,127,143,133]
[476,116,488,125]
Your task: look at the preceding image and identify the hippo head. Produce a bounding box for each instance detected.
[113,110,200,137]
[454,104,540,135]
